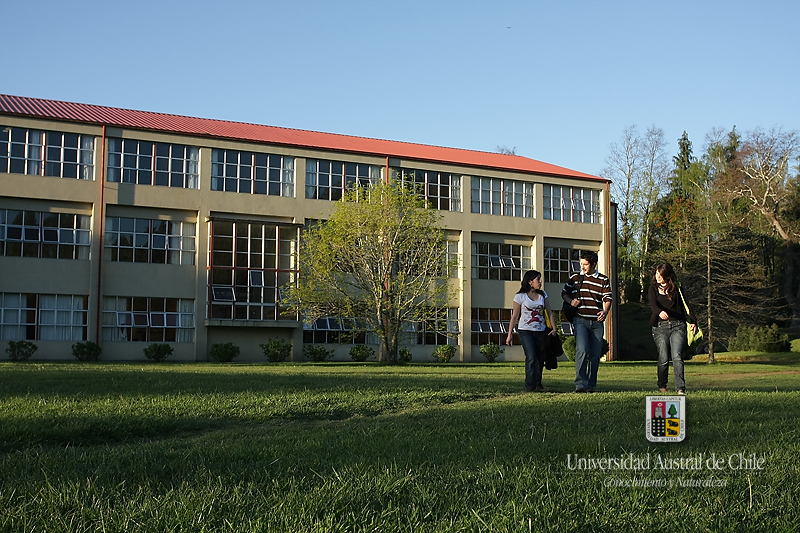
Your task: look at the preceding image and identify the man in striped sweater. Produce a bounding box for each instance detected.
[561,250,612,393]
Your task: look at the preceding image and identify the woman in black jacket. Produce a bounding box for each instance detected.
[648,262,698,394]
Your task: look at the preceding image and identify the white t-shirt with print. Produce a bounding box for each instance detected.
[513,290,548,332]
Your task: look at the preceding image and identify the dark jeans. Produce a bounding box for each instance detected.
[518,330,545,390]
[574,317,605,390]
[652,320,686,392]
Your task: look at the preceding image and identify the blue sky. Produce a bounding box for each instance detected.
[4,0,798,178]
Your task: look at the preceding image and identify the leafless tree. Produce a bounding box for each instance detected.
[733,128,800,331]
[604,125,669,302]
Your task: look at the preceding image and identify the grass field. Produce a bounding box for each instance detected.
[1,356,799,532]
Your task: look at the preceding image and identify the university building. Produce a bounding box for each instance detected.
[0,94,615,362]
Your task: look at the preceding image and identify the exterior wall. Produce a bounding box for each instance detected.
[0,112,612,362]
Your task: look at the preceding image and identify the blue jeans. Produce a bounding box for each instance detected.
[518,330,545,390]
[652,320,686,392]
[574,317,605,390]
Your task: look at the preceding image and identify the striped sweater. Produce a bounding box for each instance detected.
[561,271,612,320]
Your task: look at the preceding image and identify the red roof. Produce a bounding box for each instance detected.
[0,94,604,182]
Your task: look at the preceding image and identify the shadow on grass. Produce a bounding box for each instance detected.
[1,359,799,453]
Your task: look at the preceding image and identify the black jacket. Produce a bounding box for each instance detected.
[544,328,562,370]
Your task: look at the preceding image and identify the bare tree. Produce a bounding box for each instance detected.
[636,127,670,299]
[604,125,669,302]
[605,126,640,302]
[733,128,800,331]
[495,145,517,156]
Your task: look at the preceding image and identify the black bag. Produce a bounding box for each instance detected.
[561,275,583,322]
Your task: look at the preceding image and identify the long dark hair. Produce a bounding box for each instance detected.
[654,262,677,299]
[517,270,545,296]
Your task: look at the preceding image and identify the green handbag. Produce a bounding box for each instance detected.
[678,287,703,348]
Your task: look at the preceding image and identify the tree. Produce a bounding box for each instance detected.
[495,145,517,156]
[650,131,709,271]
[286,182,458,363]
[730,128,800,332]
[679,127,785,359]
[604,125,670,302]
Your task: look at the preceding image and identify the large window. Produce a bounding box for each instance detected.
[1,127,94,179]
[303,318,378,345]
[470,177,533,217]
[104,216,195,265]
[471,308,517,346]
[543,185,601,223]
[0,209,91,259]
[107,138,199,189]
[543,247,591,285]
[305,159,381,200]
[471,242,531,280]
[102,297,194,342]
[391,167,461,211]
[211,149,294,197]
[415,308,459,345]
[208,220,299,321]
[0,293,88,341]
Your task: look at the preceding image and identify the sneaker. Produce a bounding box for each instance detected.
[535,384,544,391]
[678,390,685,395]
[586,388,595,393]
[575,387,586,393]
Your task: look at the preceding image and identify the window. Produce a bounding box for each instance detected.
[0,209,91,259]
[470,176,532,217]
[107,138,199,189]
[543,185,601,223]
[102,296,194,342]
[390,168,461,211]
[0,293,87,341]
[445,240,460,278]
[104,216,195,265]
[305,159,381,200]
[543,247,589,285]
[471,242,531,280]
[208,220,299,321]
[1,127,94,179]
[471,308,516,346]
[211,149,294,196]
[415,308,459,345]
[303,317,378,345]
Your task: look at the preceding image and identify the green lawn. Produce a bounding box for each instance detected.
[1,357,799,532]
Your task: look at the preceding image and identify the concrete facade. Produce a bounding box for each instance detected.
[0,95,613,363]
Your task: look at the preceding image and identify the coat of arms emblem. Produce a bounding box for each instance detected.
[646,396,686,442]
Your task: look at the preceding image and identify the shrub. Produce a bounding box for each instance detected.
[562,336,576,361]
[72,341,101,361]
[260,338,292,362]
[210,342,240,362]
[304,344,334,362]
[6,341,37,362]
[398,347,413,363]
[431,344,456,363]
[728,324,790,353]
[479,342,504,363]
[143,343,173,362]
[349,345,374,362]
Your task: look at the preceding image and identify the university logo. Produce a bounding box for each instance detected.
[645,396,686,442]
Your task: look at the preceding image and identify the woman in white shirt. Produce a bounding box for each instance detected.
[506,270,558,392]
